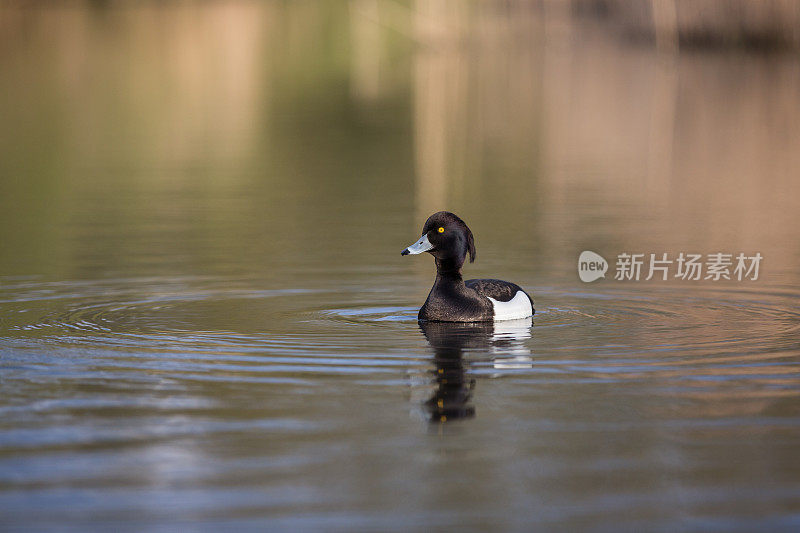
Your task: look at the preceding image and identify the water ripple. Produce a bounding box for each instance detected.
[1,277,799,386]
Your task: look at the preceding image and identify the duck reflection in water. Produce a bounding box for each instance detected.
[419,317,533,423]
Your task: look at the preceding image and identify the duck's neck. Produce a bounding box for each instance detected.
[434,258,465,287]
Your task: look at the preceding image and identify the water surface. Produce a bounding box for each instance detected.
[1,3,800,531]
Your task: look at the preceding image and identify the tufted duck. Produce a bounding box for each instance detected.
[401,211,534,322]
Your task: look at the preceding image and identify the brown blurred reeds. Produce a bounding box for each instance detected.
[577,0,800,50]
[1,1,799,276]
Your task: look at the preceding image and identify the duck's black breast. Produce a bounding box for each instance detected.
[418,278,493,322]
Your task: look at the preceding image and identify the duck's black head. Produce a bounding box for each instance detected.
[401,211,476,270]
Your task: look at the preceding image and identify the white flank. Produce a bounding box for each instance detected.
[487,291,533,321]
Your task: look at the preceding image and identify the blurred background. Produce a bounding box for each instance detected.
[1,1,800,531]
[1,0,799,280]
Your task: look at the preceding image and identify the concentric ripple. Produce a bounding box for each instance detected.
[2,274,800,530]
[3,277,799,378]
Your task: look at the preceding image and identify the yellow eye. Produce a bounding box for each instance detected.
[437,227,445,233]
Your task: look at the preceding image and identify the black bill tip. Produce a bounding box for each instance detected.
[401,249,410,256]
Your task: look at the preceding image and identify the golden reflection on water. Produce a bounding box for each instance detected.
[406,6,800,277]
[2,3,799,276]
[1,3,271,166]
